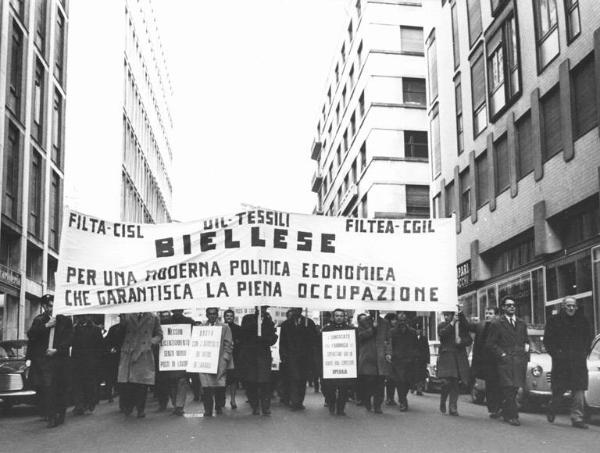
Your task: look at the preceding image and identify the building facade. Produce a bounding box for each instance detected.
[424,0,600,334]
[310,0,431,220]
[65,0,173,224]
[0,0,68,340]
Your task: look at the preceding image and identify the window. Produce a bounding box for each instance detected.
[335,104,340,125]
[358,41,363,68]
[336,145,342,167]
[356,0,362,18]
[52,89,63,167]
[406,186,430,218]
[32,60,45,143]
[343,130,349,153]
[572,55,597,139]
[516,112,534,179]
[348,21,354,43]
[455,76,464,154]
[491,236,535,276]
[426,34,438,103]
[361,196,368,218]
[471,50,487,136]
[476,151,489,207]
[451,2,460,68]
[487,15,521,118]
[432,194,441,218]
[8,21,24,117]
[404,131,428,160]
[554,198,599,249]
[351,160,358,184]
[431,108,441,176]
[460,169,471,220]
[467,0,483,47]
[10,0,25,17]
[335,64,340,83]
[564,0,581,42]
[541,85,561,162]
[327,87,332,105]
[401,27,423,54]
[35,0,47,54]
[359,91,365,117]
[341,44,346,64]
[349,65,355,89]
[360,143,367,171]
[29,150,43,238]
[495,135,510,193]
[533,0,559,70]
[3,124,21,221]
[54,11,66,83]
[49,172,61,250]
[445,181,455,217]
[342,86,347,107]
[350,113,356,137]
[403,78,426,105]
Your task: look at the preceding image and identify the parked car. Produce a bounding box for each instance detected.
[585,334,600,413]
[0,340,36,414]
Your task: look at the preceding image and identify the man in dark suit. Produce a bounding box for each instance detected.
[486,295,530,426]
[468,305,501,418]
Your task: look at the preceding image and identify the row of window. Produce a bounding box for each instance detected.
[124,64,173,206]
[436,52,597,223]
[123,118,169,224]
[121,171,168,224]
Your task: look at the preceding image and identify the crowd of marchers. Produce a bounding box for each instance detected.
[24,294,593,430]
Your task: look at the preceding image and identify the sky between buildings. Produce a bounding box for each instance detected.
[152,0,351,221]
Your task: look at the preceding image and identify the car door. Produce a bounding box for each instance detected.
[585,336,600,409]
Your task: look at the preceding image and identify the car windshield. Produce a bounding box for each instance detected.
[529,335,546,354]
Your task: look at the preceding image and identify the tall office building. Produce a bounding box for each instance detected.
[424,0,600,333]
[0,0,68,340]
[310,0,432,220]
[65,0,173,224]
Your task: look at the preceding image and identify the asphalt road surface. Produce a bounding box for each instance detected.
[1,389,599,453]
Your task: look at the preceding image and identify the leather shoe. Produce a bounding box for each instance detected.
[374,407,383,414]
[572,421,588,429]
[440,401,447,414]
[136,411,146,418]
[215,407,223,415]
[546,411,555,423]
[507,418,520,426]
[46,416,58,429]
[449,411,459,416]
[489,411,501,419]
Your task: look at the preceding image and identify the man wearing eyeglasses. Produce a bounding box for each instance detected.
[543,296,593,429]
[486,295,529,426]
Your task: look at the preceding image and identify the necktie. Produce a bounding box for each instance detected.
[510,317,515,328]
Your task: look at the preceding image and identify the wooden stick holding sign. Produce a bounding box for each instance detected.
[257,306,262,337]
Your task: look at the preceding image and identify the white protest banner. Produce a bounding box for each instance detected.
[322,330,357,379]
[187,325,222,374]
[271,327,281,371]
[54,208,458,315]
[159,324,191,371]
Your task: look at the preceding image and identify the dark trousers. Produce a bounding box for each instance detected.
[322,381,351,414]
[550,388,585,422]
[72,371,98,411]
[395,379,410,406]
[485,376,502,414]
[155,372,170,409]
[120,383,148,414]
[385,378,397,402]
[41,357,70,421]
[202,387,225,415]
[359,375,385,409]
[501,386,519,420]
[190,373,201,401]
[289,379,307,407]
[246,382,271,413]
[441,378,459,413]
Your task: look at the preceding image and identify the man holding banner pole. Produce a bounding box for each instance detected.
[199,307,233,417]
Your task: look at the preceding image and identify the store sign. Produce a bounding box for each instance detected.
[457,261,471,289]
[0,265,21,288]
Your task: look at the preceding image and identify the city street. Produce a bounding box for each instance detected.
[1,390,599,453]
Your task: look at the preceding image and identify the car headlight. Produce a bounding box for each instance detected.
[531,365,543,377]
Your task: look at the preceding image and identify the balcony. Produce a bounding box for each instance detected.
[0,264,21,289]
[311,140,322,161]
[338,184,359,216]
[311,171,323,193]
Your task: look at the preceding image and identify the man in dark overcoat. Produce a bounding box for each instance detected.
[26,295,73,428]
[437,308,471,416]
[321,309,357,416]
[468,305,501,418]
[279,307,318,411]
[385,313,418,411]
[357,311,390,413]
[103,315,126,405]
[238,306,278,415]
[543,296,593,428]
[413,322,430,396]
[71,315,104,415]
[486,295,529,426]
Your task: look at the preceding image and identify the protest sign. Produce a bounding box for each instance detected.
[322,329,357,379]
[54,208,457,315]
[159,324,191,371]
[187,325,222,374]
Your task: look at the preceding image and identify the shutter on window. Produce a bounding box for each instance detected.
[495,136,509,192]
[406,186,429,217]
[517,113,533,178]
[542,87,562,161]
[471,55,485,110]
[573,56,597,138]
[467,0,482,47]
